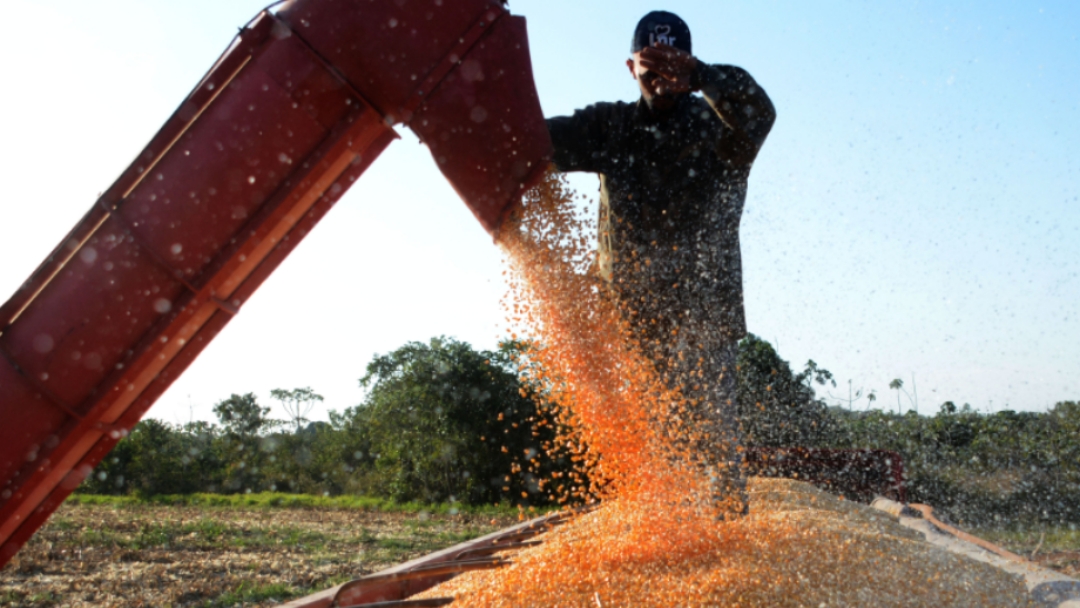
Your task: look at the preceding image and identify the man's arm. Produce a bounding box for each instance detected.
[545,102,619,174]
[692,62,776,161]
[638,44,776,163]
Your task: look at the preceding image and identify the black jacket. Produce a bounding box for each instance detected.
[545,62,775,342]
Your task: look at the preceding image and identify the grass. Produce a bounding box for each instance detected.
[0,590,61,604]
[206,582,298,607]
[3,497,521,607]
[69,517,350,553]
[201,575,359,607]
[67,491,532,516]
[971,524,1080,555]
[56,514,505,566]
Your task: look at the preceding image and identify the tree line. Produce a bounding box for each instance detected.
[80,338,554,508]
[80,335,1080,526]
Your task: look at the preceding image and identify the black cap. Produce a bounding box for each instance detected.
[631,11,691,54]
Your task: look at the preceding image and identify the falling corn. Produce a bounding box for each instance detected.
[417,171,1036,606]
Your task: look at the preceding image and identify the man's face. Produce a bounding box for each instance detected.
[627,52,681,111]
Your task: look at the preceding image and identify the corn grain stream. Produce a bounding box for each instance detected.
[420,172,1034,607]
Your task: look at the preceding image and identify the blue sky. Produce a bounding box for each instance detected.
[1,0,1076,424]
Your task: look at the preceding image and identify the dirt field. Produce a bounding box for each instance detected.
[976,526,1080,579]
[0,502,517,607]
[2,499,1076,607]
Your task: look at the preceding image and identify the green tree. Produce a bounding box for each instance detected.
[927,401,977,450]
[271,387,324,432]
[115,419,188,495]
[261,422,346,495]
[213,393,276,493]
[735,334,837,447]
[1045,401,1080,466]
[888,378,918,414]
[349,336,556,505]
[175,420,226,493]
[214,393,275,437]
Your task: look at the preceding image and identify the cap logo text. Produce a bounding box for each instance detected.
[649,24,676,47]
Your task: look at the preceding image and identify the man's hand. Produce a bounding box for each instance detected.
[637,43,698,95]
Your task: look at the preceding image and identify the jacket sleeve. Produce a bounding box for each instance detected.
[545,102,618,174]
[692,63,776,165]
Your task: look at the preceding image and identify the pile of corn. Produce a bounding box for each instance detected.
[449,172,1033,605]
[420,477,1034,606]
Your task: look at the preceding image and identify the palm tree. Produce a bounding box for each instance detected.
[889,378,904,414]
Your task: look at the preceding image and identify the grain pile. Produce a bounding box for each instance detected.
[420,478,1035,606]
[444,171,1035,606]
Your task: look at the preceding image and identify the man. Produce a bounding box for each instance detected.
[545,11,775,513]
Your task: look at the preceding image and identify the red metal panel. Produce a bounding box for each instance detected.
[411,15,551,235]
[0,19,272,334]
[0,127,398,569]
[1,217,187,408]
[0,0,554,568]
[278,0,553,235]
[0,361,69,489]
[119,67,335,283]
[277,0,505,115]
[0,12,398,567]
[281,511,570,608]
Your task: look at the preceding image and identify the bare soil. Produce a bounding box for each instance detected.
[0,502,517,607]
[4,500,1076,606]
[975,527,1080,579]
[1033,551,1080,579]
